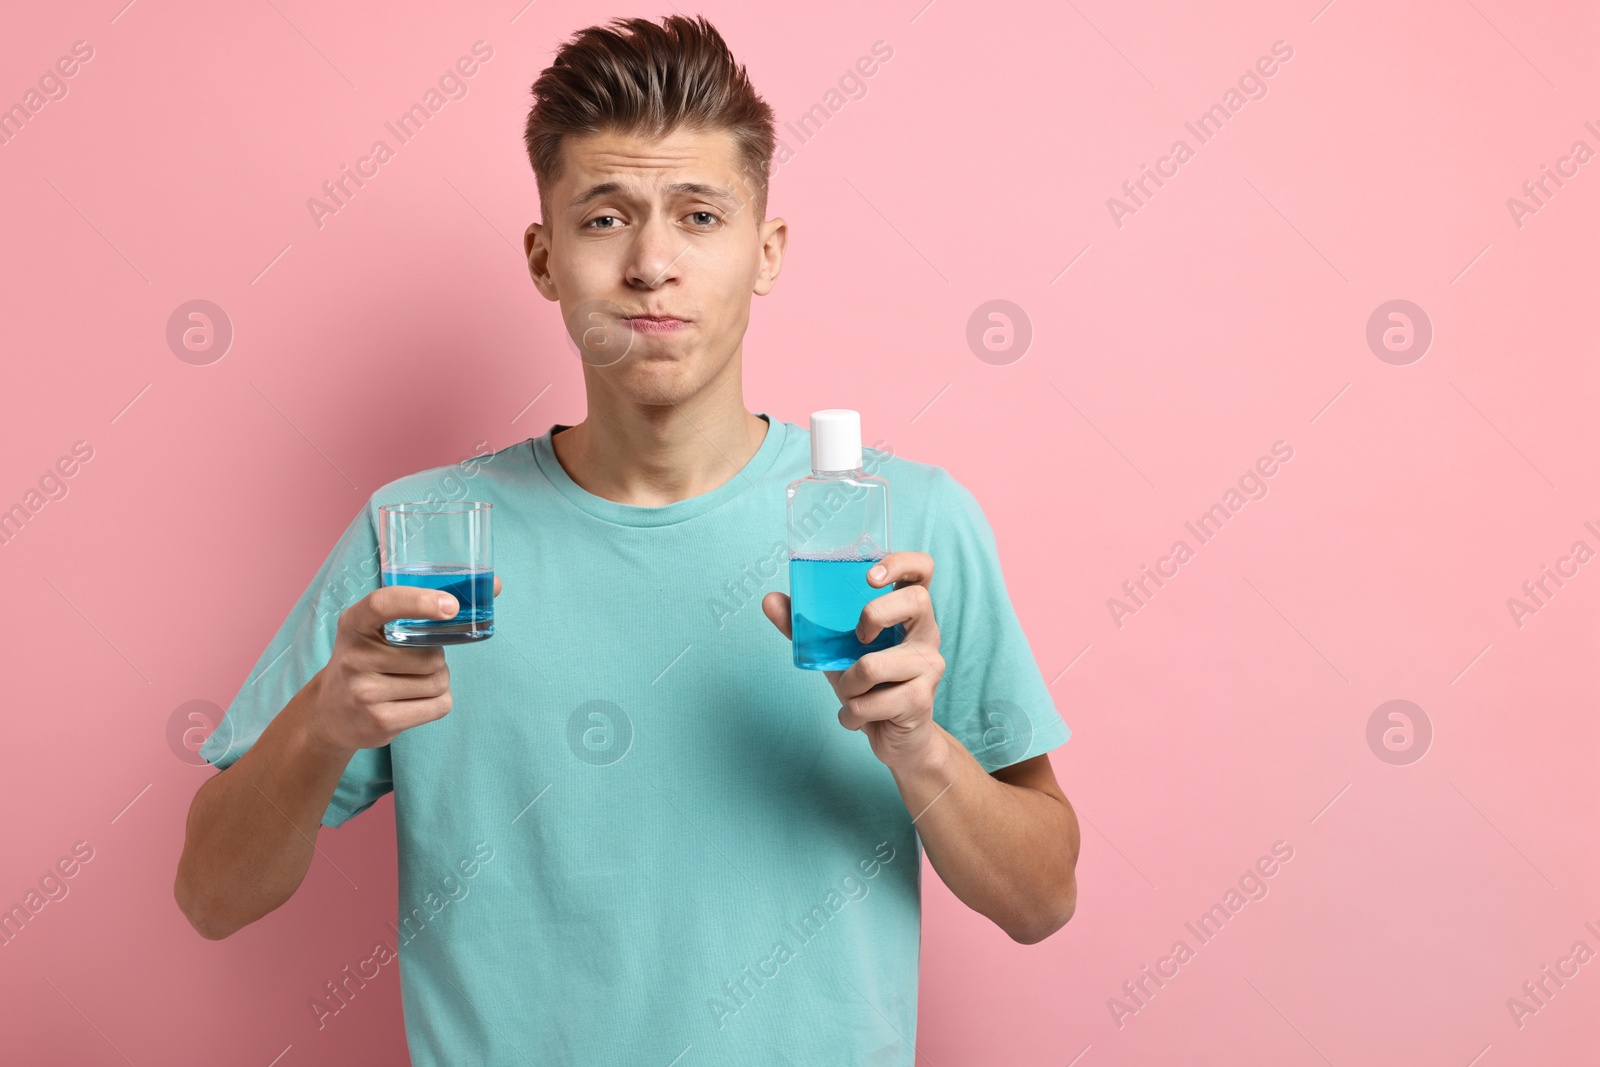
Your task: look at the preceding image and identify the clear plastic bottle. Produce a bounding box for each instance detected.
[787,409,904,670]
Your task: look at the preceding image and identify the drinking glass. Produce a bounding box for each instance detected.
[377,500,494,645]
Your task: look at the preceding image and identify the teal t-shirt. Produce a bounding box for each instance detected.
[203,413,1070,1065]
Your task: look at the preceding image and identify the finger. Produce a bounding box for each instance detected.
[836,644,929,699]
[361,643,446,675]
[494,575,503,598]
[354,585,462,633]
[372,692,454,733]
[761,591,793,641]
[358,667,450,703]
[856,583,939,645]
[838,675,938,731]
[864,551,935,592]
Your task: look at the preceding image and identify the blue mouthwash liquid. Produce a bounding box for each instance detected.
[381,563,494,645]
[790,556,904,670]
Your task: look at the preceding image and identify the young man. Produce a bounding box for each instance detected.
[176,14,1078,1065]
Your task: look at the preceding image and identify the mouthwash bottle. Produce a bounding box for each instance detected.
[787,409,904,670]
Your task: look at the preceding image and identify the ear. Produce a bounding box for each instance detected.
[525,221,559,301]
[752,217,787,297]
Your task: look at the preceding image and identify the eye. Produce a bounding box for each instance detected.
[687,211,721,227]
[584,215,621,230]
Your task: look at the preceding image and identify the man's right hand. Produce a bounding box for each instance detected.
[306,576,503,754]
[176,575,502,940]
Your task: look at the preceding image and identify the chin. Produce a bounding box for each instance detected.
[610,363,702,406]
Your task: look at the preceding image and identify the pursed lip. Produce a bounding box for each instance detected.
[625,315,690,333]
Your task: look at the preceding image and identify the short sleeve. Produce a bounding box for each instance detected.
[923,470,1071,773]
[200,501,394,828]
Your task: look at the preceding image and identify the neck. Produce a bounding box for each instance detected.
[552,362,768,507]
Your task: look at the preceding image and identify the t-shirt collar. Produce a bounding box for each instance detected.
[529,413,786,528]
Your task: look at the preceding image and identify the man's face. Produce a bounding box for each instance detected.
[524,127,785,407]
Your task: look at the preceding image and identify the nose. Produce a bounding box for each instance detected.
[624,214,689,289]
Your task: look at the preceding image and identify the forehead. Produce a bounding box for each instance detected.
[555,127,750,207]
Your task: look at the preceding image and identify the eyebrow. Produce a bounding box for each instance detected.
[569,180,739,211]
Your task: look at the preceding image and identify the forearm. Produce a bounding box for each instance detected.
[890,724,1079,943]
[174,671,356,940]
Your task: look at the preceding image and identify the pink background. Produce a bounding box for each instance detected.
[2,1,1597,1063]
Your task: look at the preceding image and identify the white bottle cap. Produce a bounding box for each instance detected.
[810,409,862,472]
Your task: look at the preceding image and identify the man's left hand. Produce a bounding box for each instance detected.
[762,551,946,773]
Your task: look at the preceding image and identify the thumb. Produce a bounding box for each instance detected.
[761,591,793,640]
[493,575,503,598]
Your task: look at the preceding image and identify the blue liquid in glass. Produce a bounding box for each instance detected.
[381,563,494,645]
[790,557,904,670]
